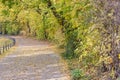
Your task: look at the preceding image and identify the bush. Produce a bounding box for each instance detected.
[71,69,84,80]
[5,22,20,35]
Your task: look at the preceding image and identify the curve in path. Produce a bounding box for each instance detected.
[0,36,70,80]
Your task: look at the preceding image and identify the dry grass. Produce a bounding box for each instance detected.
[0,37,12,47]
[0,37,16,59]
[0,46,16,59]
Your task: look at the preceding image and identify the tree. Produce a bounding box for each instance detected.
[93,0,120,79]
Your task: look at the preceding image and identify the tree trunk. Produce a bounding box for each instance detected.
[26,20,31,34]
[45,0,77,57]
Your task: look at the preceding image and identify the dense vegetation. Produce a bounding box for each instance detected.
[0,0,120,80]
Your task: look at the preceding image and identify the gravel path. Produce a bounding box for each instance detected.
[0,36,70,80]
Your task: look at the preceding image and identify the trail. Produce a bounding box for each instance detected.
[0,36,70,80]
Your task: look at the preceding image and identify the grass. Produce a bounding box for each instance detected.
[0,37,16,59]
[0,37,13,47]
[0,46,16,59]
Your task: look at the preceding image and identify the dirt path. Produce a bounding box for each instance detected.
[0,36,70,80]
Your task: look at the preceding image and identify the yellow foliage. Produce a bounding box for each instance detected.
[118,54,120,59]
[104,56,113,64]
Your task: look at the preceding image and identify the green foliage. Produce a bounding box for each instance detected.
[36,25,45,40]
[71,69,84,80]
[71,69,91,80]
[2,9,9,16]
[3,22,20,35]
[1,0,18,8]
